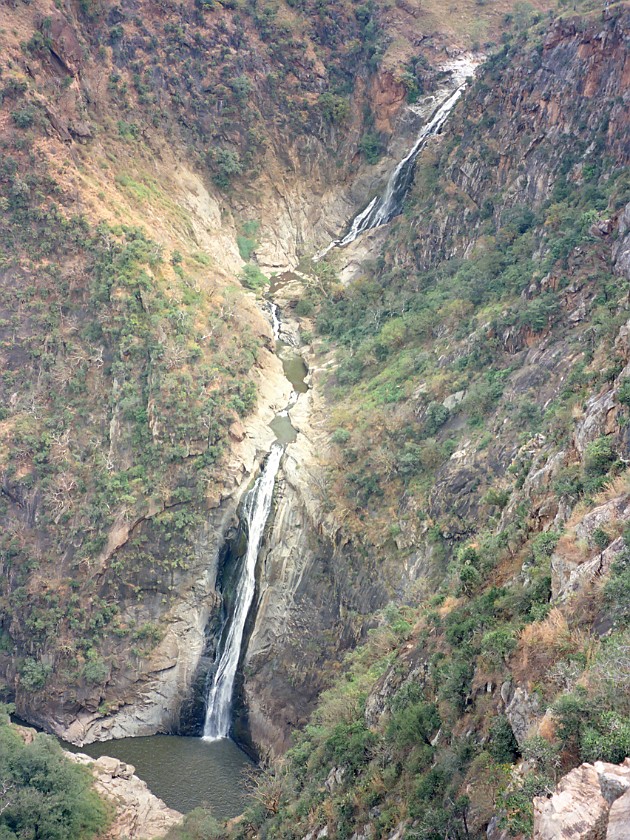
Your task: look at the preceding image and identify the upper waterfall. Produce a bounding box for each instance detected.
[203,443,284,740]
[315,76,472,261]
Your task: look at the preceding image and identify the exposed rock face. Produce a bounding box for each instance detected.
[386,8,630,272]
[504,685,542,747]
[613,203,630,281]
[240,389,343,755]
[68,753,183,839]
[551,494,630,603]
[607,789,630,840]
[533,760,630,840]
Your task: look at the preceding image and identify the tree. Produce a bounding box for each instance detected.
[0,717,110,840]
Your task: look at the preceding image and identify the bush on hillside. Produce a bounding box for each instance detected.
[0,712,110,840]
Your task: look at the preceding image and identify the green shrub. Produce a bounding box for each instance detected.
[318,92,350,124]
[332,428,350,445]
[580,712,630,764]
[324,721,375,773]
[387,700,440,750]
[603,551,630,626]
[11,107,36,129]
[480,627,517,666]
[0,720,110,839]
[488,715,520,763]
[239,263,268,291]
[592,527,611,550]
[82,656,109,685]
[295,298,314,317]
[532,531,561,563]
[551,687,590,752]
[583,436,616,477]
[358,132,383,164]
[618,378,630,407]
[210,147,243,188]
[18,658,51,691]
[164,807,223,839]
[501,773,553,836]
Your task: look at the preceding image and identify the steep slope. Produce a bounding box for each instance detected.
[0,0,544,744]
[236,0,630,761]
[192,4,630,838]
[0,0,374,740]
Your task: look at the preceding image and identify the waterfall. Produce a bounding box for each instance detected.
[315,83,467,260]
[203,443,284,740]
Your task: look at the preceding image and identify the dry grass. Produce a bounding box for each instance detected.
[513,608,594,688]
[379,0,556,63]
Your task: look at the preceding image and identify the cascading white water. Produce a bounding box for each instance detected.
[315,83,467,260]
[203,443,284,740]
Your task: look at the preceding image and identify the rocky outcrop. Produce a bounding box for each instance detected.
[68,753,183,839]
[612,203,630,281]
[551,494,630,602]
[533,759,630,840]
[503,685,542,747]
[240,388,341,755]
[383,8,630,273]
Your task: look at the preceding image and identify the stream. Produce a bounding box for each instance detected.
[53,74,469,812]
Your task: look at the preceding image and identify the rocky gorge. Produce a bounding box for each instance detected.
[0,0,629,838]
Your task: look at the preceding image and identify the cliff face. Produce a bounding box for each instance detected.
[229,6,630,761]
[0,0,366,740]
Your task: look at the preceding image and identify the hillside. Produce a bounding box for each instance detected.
[1,0,629,838]
[210,3,630,839]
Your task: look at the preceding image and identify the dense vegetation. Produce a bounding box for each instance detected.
[0,710,110,840]
[1,0,629,836]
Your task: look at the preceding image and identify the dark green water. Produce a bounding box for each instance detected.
[279,344,308,394]
[66,735,254,817]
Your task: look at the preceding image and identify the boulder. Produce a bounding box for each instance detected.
[551,494,630,601]
[68,752,183,839]
[505,686,541,747]
[607,788,630,839]
[533,759,630,840]
[533,763,608,840]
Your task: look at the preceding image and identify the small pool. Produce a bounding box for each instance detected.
[66,734,254,818]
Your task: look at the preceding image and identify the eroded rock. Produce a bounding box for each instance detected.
[505,686,541,747]
[533,759,630,840]
[68,753,183,839]
[533,763,608,840]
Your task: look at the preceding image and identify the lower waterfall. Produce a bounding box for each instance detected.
[203,443,284,740]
